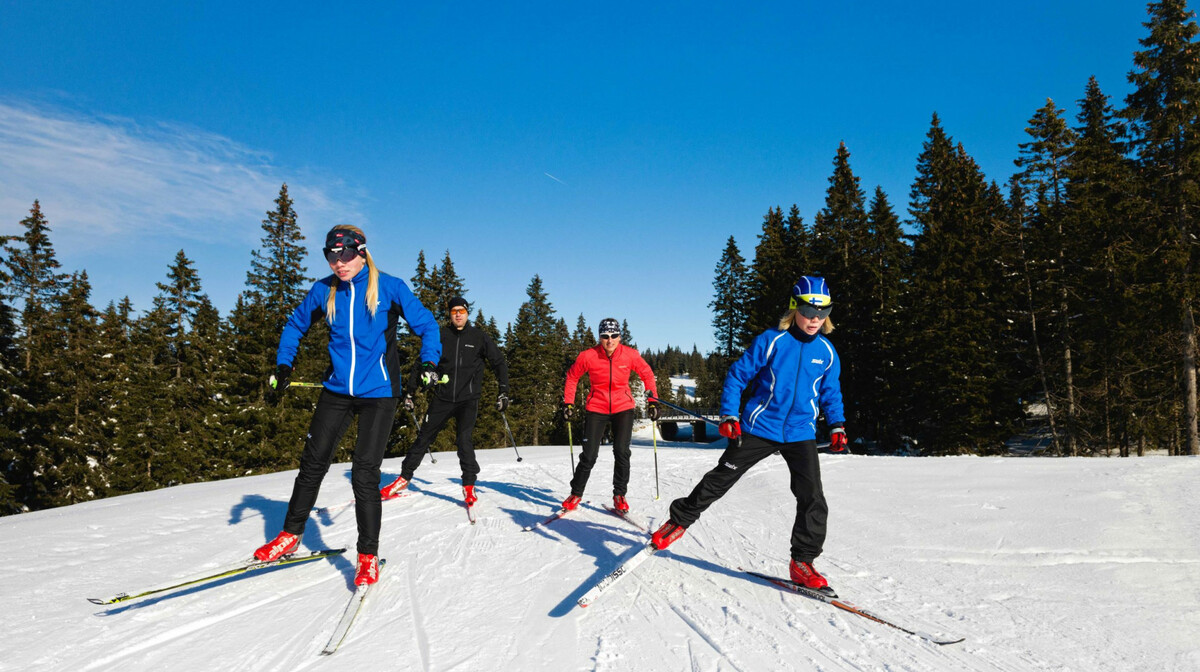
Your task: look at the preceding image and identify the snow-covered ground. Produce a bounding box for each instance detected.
[669,375,696,402]
[5,427,1199,671]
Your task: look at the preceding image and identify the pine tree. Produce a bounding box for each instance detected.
[1123,0,1200,455]
[225,187,319,473]
[709,236,748,357]
[0,233,22,512]
[860,187,909,448]
[1014,99,1080,454]
[745,207,805,344]
[428,250,466,321]
[1064,77,1144,454]
[6,201,67,371]
[902,116,1020,453]
[3,202,68,509]
[812,143,873,435]
[505,276,566,445]
[244,184,309,332]
[36,272,108,506]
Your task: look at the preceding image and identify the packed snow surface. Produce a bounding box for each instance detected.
[5,428,1199,671]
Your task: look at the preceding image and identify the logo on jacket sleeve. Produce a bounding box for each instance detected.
[810,358,825,365]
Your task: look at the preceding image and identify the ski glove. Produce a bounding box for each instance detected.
[496,394,510,412]
[402,395,415,412]
[646,399,660,422]
[830,426,848,453]
[269,364,292,394]
[718,415,741,439]
[562,403,575,421]
[418,362,439,391]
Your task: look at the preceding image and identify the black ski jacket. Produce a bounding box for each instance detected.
[422,322,509,404]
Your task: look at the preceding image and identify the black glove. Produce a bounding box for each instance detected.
[496,394,510,412]
[269,364,292,395]
[562,402,575,421]
[402,395,415,412]
[647,399,660,421]
[417,362,438,391]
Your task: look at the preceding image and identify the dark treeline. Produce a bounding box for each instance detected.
[650,1,1198,460]
[3,2,1198,514]
[0,186,652,515]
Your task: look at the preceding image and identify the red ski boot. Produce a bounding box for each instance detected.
[380,476,409,500]
[354,554,380,586]
[462,485,477,505]
[613,495,630,513]
[561,494,581,511]
[254,531,299,562]
[650,520,686,550]
[789,559,829,590]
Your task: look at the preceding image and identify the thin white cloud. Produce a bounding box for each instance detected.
[0,101,365,252]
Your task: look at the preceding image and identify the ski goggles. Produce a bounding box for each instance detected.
[791,296,833,320]
[324,245,365,264]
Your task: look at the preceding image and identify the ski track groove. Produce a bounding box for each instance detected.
[406,559,432,672]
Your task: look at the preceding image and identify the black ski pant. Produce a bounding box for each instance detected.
[399,397,481,486]
[569,409,634,497]
[668,432,828,563]
[282,390,398,556]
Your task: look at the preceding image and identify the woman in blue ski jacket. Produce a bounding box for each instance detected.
[252,225,442,586]
[650,276,848,591]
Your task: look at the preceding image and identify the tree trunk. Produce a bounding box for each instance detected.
[1182,302,1198,456]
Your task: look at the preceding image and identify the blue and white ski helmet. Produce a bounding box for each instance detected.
[790,276,833,319]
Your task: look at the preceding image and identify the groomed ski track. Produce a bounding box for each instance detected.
[4,427,1198,671]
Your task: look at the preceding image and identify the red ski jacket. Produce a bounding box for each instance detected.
[563,344,658,415]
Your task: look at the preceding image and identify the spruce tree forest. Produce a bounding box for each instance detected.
[2,2,1198,515]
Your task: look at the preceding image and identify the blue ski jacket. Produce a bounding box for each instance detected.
[720,326,844,443]
[276,268,441,398]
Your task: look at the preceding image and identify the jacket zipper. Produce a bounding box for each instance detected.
[348,280,357,397]
[453,330,461,403]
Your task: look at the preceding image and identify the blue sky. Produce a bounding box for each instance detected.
[0,1,1152,352]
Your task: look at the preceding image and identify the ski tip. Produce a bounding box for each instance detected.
[933,637,966,646]
[86,597,107,605]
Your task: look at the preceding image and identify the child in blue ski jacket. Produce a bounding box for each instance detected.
[252,225,441,586]
[650,276,848,591]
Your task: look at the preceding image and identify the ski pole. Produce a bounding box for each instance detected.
[653,417,660,500]
[408,406,437,465]
[293,373,447,389]
[407,375,450,465]
[646,395,722,428]
[500,410,523,462]
[567,419,575,471]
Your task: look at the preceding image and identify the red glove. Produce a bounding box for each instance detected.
[830,427,848,453]
[718,415,741,439]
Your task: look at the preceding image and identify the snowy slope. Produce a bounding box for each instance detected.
[5,428,1199,671]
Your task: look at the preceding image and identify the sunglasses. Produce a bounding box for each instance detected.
[324,246,362,264]
[450,307,468,315]
[599,334,620,340]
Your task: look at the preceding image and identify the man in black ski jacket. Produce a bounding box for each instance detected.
[380,296,510,505]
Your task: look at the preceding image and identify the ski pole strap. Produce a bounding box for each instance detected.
[646,396,722,428]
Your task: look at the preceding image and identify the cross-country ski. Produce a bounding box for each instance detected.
[87,548,347,605]
[741,568,965,646]
[320,559,386,655]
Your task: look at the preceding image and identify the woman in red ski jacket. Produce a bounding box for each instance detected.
[559,318,658,514]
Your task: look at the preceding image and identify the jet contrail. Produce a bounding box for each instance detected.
[544,172,566,185]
